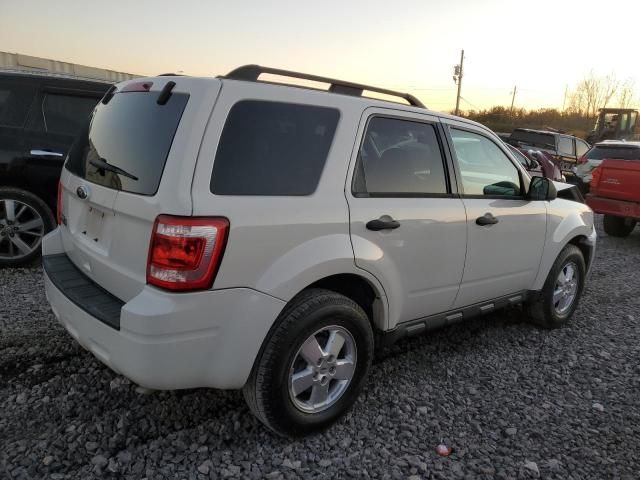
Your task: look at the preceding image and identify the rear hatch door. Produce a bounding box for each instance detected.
[594,159,640,202]
[59,77,221,301]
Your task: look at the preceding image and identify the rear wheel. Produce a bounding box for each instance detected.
[243,289,374,437]
[0,188,55,267]
[527,244,585,329]
[603,214,636,237]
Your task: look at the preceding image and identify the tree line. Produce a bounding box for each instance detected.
[459,72,637,139]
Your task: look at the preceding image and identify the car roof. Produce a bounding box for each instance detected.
[595,140,640,148]
[0,70,112,88]
[512,128,569,136]
[119,68,496,137]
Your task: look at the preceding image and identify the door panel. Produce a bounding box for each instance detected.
[445,124,547,307]
[350,199,467,324]
[22,90,102,205]
[347,110,467,328]
[455,198,546,306]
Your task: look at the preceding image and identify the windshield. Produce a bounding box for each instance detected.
[65,91,189,195]
[586,146,640,161]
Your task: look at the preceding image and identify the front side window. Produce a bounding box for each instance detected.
[629,112,638,131]
[576,139,590,157]
[450,128,521,197]
[352,117,448,195]
[618,113,630,132]
[558,137,575,156]
[211,101,339,196]
[508,145,532,169]
[27,93,100,136]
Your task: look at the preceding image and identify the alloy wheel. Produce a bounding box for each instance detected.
[288,326,357,414]
[0,199,46,260]
[553,261,579,315]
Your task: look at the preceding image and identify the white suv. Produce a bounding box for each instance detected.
[43,65,596,436]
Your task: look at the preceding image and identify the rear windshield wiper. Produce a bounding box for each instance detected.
[89,158,139,181]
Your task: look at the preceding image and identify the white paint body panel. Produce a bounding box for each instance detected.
[44,228,285,389]
[454,198,547,307]
[345,108,466,329]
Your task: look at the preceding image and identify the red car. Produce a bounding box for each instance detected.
[507,144,564,181]
[587,158,640,237]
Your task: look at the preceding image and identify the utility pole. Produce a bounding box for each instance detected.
[510,85,517,116]
[453,49,464,116]
[561,84,568,111]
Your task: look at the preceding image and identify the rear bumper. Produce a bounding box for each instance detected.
[43,229,286,390]
[586,195,640,220]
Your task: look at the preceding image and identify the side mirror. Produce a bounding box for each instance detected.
[527,176,557,201]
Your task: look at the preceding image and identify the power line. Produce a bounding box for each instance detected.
[459,96,480,110]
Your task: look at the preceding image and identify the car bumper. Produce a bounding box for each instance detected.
[43,232,286,391]
[586,195,640,220]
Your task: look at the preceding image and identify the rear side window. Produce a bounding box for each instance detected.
[586,146,640,160]
[509,130,555,150]
[211,101,339,196]
[352,117,449,196]
[66,91,189,195]
[27,93,99,136]
[558,136,574,156]
[0,82,37,128]
[576,139,590,157]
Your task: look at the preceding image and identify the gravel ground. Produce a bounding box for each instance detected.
[2,216,640,480]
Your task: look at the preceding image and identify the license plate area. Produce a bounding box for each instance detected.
[73,204,115,252]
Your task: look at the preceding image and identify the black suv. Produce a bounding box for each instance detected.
[0,72,110,266]
[507,128,591,174]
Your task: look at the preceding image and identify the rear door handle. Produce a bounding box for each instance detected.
[30,149,64,157]
[366,217,400,231]
[476,213,499,226]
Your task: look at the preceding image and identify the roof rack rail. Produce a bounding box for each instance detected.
[224,64,425,108]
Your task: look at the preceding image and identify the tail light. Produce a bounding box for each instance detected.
[591,165,602,188]
[56,181,63,225]
[147,215,229,291]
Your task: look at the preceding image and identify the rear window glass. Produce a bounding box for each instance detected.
[0,82,37,128]
[65,91,189,195]
[211,101,339,196]
[509,131,556,150]
[586,146,640,160]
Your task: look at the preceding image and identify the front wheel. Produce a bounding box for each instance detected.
[603,215,636,238]
[527,244,586,329]
[0,188,55,268]
[243,289,374,436]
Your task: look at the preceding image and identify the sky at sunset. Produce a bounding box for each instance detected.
[2,0,640,112]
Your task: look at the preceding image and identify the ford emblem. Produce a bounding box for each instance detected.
[76,185,89,200]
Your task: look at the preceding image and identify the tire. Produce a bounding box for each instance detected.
[0,187,55,268]
[243,288,374,437]
[527,244,585,329]
[603,214,636,238]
